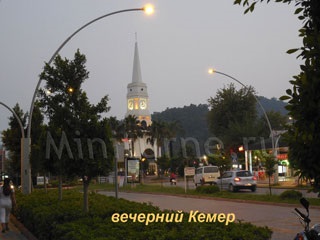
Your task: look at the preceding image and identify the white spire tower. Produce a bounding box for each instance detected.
[126,40,151,126]
[124,39,158,175]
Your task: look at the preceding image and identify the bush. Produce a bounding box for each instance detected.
[15,189,272,240]
[195,185,220,194]
[279,190,303,200]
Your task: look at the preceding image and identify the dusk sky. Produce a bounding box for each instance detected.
[0,0,302,136]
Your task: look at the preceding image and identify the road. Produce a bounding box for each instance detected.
[148,178,319,198]
[101,191,320,240]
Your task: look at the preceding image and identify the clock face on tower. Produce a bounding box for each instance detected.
[128,99,134,110]
[139,98,147,110]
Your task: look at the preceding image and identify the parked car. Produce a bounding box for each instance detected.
[216,170,257,192]
[194,166,220,186]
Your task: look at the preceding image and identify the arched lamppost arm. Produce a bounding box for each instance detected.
[28,7,146,140]
[0,101,25,138]
[208,68,277,183]
[209,69,274,151]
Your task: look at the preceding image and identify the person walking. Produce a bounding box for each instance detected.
[0,178,16,233]
[170,172,177,185]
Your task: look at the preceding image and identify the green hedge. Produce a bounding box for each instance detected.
[195,185,220,194]
[279,190,303,200]
[15,190,272,240]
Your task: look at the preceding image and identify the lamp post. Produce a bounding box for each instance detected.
[22,5,154,194]
[208,68,277,182]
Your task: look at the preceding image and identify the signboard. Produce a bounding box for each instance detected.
[127,158,140,183]
[37,176,48,185]
[184,167,195,193]
[184,167,195,176]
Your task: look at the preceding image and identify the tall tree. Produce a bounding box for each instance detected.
[2,103,45,187]
[1,104,27,182]
[235,0,320,194]
[107,117,125,142]
[256,110,289,137]
[207,83,261,153]
[38,50,113,211]
[124,115,143,157]
[255,150,277,195]
[147,120,181,158]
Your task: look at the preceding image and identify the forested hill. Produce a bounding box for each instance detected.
[152,104,210,140]
[151,97,287,140]
[257,96,288,115]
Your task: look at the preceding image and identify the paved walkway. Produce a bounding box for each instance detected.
[0,215,37,240]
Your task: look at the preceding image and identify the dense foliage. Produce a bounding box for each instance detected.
[207,84,260,152]
[14,189,272,240]
[283,0,320,194]
[1,104,26,179]
[37,50,114,210]
[279,190,303,200]
[152,104,210,157]
[195,185,220,194]
[1,103,44,185]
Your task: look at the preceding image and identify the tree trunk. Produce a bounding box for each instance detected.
[268,176,272,196]
[44,172,47,194]
[58,175,62,200]
[131,139,135,156]
[83,179,89,213]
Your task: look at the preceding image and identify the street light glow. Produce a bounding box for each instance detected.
[208,68,215,75]
[68,87,74,93]
[143,4,154,15]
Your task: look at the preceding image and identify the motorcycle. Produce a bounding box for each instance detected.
[294,197,320,240]
[170,178,177,185]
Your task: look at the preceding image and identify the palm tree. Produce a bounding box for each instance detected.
[147,120,181,159]
[147,120,165,158]
[165,121,181,158]
[107,116,125,142]
[124,115,143,157]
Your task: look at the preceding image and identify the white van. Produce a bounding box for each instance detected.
[194,166,220,186]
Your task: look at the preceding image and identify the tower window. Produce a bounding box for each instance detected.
[141,88,144,91]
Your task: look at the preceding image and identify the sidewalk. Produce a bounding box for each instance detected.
[0,215,37,240]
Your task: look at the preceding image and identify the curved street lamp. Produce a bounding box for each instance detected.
[22,5,154,194]
[0,102,25,139]
[208,68,277,182]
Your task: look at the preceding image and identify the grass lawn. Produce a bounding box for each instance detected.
[73,181,320,207]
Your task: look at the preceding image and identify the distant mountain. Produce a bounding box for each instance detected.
[257,96,288,116]
[152,103,210,139]
[151,97,287,138]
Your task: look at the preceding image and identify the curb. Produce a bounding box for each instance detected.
[10,215,38,240]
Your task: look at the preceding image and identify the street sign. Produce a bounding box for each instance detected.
[184,167,195,193]
[184,167,195,176]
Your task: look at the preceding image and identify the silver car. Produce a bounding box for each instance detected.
[216,170,257,192]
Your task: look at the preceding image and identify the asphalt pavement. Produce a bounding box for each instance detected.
[102,191,320,240]
[0,215,37,240]
[145,176,319,198]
